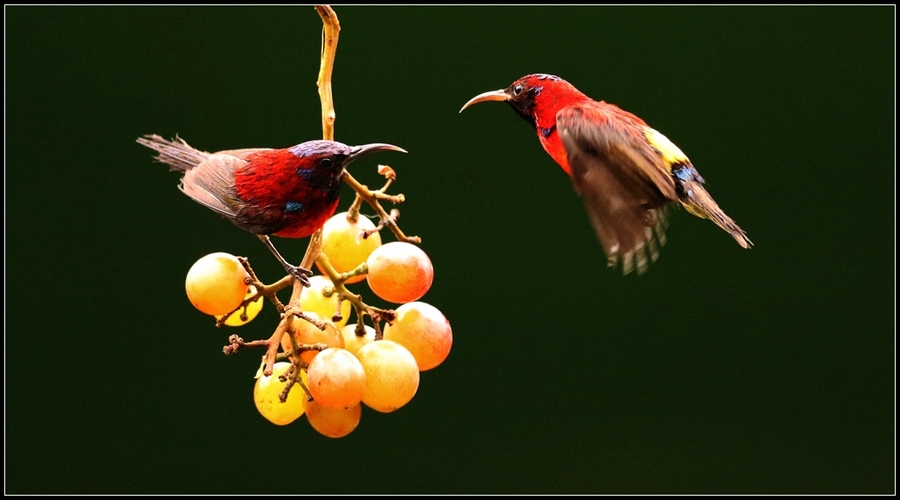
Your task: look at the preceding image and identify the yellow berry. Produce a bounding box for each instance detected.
[317,212,382,284]
[185,252,249,316]
[253,362,306,426]
[356,340,419,413]
[216,286,263,326]
[299,275,351,328]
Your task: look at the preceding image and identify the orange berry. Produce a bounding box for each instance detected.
[366,242,434,304]
[304,399,362,438]
[185,252,249,316]
[307,348,367,409]
[383,302,452,371]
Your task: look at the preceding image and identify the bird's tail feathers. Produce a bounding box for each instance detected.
[137,134,209,172]
[680,183,753,249]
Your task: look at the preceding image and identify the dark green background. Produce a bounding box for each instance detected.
[5,5,894,494]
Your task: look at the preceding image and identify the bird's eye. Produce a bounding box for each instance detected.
[513,84,524,95]
[321,157,334,168]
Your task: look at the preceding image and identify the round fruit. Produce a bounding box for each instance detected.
[307,348,367,409]
[340,323,376,356]
[356,340,419,413]
[253,362,306,426]
[299,275,352,328]
[366,242,433,304]
[383,301,452,371]
[317,212,382,284]
[185,252,249,315]
[304,400,362,438]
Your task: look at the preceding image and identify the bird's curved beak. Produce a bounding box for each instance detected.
[459,89,510,113]
[348,143,407,163]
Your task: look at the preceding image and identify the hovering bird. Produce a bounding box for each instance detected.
[137,134,405,286]
[460,73,751,275]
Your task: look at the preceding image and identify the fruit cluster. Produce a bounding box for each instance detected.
[184,207,451,438]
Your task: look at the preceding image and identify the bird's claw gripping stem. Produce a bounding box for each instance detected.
[258,234,313,288]
[286,264,313,288]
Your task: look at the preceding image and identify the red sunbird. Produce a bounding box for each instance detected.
[138,134,405,286]
[461,73,752,275]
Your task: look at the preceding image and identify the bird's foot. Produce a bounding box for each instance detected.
[286,265,313,288]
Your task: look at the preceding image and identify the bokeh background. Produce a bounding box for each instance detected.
[5,5,894,494]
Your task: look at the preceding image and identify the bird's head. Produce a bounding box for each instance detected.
[289,140,407,175]
[459,74,587,129]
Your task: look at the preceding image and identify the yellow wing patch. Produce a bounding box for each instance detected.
[644,128,689,165]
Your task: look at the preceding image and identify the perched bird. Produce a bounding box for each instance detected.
[460,74,751,275]
[137,134,405,286]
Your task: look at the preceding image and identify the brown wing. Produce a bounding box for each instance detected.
[557,103,676,275]
[179,153,247,219]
